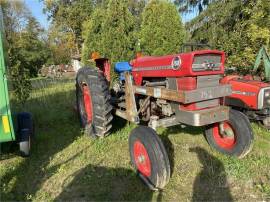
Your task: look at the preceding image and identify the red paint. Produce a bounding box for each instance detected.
[177,77,198,110]
[95,58,111,82]
[131,50,225,85]
[220,75,240,84]
[177,77,197,90]
[212,122,236,150]
[83,85,93,123]
[104,60,111,82]
[133,141,151,177]
[222,76,270,109]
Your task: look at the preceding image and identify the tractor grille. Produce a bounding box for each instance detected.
[192,54,222,72]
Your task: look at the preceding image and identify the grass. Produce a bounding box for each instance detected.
[0,78,270,201]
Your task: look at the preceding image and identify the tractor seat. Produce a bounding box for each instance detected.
[114,62,132,73]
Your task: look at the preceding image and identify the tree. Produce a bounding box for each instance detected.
[17,16,51,76]
[44,0,94,54]
[82,7,106,64]
[139,0,186,56]
[186,0,270,69]
[82,0,136,81]
[1,0,51,103]
[47,24,75,65]
[174,0,214,13]
[102,0,136,62]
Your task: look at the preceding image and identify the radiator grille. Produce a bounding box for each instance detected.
[192,54,222,72]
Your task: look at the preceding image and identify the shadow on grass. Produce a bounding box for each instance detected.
[110,115,128,134]
[0,83,163,201]
[0,87,81,201]
[159,125,204,176]
[54,164,160,201]
[190,147,233,202]
[159,133,175,176]
[162,125,204,136]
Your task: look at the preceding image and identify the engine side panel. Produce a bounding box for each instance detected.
[223,79,265,109]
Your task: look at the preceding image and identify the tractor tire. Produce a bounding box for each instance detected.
[129,126,171,190]
[17,112,34,157]
[76,67,113,138]
[205,109,254,158]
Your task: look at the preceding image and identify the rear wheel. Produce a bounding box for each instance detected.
[205,109,254,158]
[17,112,34,157]
[76,67,113,138]
[129,126,171,190]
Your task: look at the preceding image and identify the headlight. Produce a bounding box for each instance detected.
[258,88,270,109]
[264,90,270,106]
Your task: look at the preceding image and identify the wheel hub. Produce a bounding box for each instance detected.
[133,141,151,177]
[224,128,234,138]
[213,122,237,150]
[138,155,145,163]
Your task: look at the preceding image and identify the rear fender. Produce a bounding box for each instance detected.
[95,58,111,82]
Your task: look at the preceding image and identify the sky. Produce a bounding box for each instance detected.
[25,0,50,30]
[25,0,195,30]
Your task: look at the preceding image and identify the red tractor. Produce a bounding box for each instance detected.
[76,50,253,190]
[222,75,270,129]
[182,43,270,129]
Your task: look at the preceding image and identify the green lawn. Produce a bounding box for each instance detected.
[0,79,270,201]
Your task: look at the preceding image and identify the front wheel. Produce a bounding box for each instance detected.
[129,126,171,190]
[205,109,254,158]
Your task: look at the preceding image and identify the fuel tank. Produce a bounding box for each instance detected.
[130,50,225,85]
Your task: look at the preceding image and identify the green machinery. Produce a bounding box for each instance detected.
[253,46,270,82]
[0,7,33,156]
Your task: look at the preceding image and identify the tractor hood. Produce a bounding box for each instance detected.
[222,76,270,90]
[131,50,225,85]
[222,76,270,109]
[235,79,270,88]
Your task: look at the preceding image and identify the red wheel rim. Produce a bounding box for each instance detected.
[133,141,151,177]
[212,122,236,150]
[82,85,93,123]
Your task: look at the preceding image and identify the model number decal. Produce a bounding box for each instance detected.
[201,90,214,99]
[232,91,256,96]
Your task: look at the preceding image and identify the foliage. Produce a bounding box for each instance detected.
[9,62,32,104]
[17,17,51,77]
[174,0,214,13]
[47,25,74,65]
[81,7,105,63]
[82,0,137,80]
[0,1,51,103]
[139,0,186,56]
[44,0,94,54]
[101,0,136,62]
[186,0,270,70]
